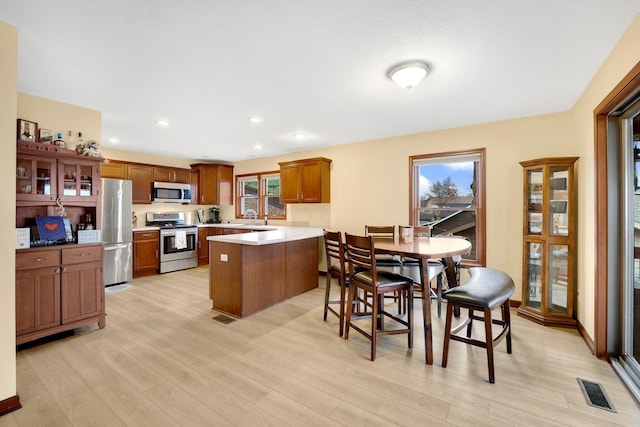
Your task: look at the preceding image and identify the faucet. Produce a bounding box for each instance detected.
[244,208,258,224]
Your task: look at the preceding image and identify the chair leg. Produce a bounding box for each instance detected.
[502,301,512,354]
[344,282,357,340]
[436,274,443,317]
[371,292,379,361]
[441,301,454,368]
[338,280,346,337]
[484,307,495,384]
[466,308,474,338]
[323,274,331,321]
[408,285,413,349]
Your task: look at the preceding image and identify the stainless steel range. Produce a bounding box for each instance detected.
[146,212,198,274]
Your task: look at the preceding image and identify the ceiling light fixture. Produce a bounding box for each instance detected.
[293,133,308,140]
[108,138,120,144]
[387,61,431,89]
[248,116,264,124]
[154,120,171,126]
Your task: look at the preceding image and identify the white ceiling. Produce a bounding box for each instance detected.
[2,1,640,162]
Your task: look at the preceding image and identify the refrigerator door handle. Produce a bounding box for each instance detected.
[105,243,130,251]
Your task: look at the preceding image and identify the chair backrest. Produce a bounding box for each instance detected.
[345,233,376,278]
[412,226,431,237]
[323,229,346,279]
[364,225,396,242]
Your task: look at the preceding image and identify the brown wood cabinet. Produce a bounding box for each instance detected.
[127,164,153,204]
[133,230,159,277]
[190,163,234,205]
[153,166,191,184]
[100,161,127,180]
[16,243,105,345]
[209,237,318,318]
[198,227,253,265]
[279,157,331,203]
[518,157,578,328]
[16,142,102,228]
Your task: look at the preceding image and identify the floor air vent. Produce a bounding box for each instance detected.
[577,378,616,413]
[212,314,235,324]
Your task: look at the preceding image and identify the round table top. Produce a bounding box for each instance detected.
[374,236,471,259]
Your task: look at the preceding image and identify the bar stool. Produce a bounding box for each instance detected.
[322,229,349,336]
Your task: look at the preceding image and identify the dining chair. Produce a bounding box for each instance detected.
[398,225,447,316]
[344,233,414,361]
[364,225,403,267]
[323,229,349,336]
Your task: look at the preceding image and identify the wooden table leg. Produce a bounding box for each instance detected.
[420,258,433,365]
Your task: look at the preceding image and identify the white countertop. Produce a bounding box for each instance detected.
[207,225,323,245]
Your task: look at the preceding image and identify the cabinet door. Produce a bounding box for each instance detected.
[16,153,57,202]
[15,266,61,335]
[173,168,191,184]
[61,261,103,324]
[133,232,159,276]
[128,164,153,204]
[58,158,101,203]
[217,165,234,205]
[198,228,210,265]
[153,167,174,182]
[100,161,127,179]
[300,161,322,202]
[280,163,300,203]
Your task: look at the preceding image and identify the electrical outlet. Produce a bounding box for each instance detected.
[220,253,228,262]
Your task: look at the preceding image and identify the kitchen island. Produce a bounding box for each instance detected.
[207,225,323,318]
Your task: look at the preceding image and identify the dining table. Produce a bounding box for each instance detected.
[374,236,472,365]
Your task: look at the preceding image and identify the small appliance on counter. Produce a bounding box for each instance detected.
[195,208,205,224]
[208,207,221,223]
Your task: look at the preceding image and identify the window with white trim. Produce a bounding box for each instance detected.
[236,171,285,219]
[410,149,485,266]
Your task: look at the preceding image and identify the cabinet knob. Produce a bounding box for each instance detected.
[31,257,47,263]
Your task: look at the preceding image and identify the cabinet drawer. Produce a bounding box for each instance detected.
[62,245,102,265]
[134,230,159,241]
[16,250,60,270]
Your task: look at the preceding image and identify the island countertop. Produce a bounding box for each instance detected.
[206,225,323,245]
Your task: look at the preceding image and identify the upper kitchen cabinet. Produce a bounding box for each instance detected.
[190,163,234,205]
[127,164,153,204]
[153,166,191,184]
[101,160,153,204]
[279,157,331,203]
[100,160,127,180]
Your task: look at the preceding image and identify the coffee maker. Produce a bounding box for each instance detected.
[208,207,221,224]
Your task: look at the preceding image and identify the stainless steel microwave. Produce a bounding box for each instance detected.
[152,182,192,203]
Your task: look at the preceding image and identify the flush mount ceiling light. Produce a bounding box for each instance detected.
[248,116,264,124]
[154,119,171,127]
[292,133,308,140]
[387,61,431,89]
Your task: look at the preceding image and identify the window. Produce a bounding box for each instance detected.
[236,171,285,219]
[410,148,485,266]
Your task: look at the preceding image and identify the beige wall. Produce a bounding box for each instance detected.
[571,13,640,338]
[1,21,18,402]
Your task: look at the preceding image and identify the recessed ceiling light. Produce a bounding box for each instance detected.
[248,116,264,124]
[293,133,308,140]
[154,120,171,126]
[108,138,120,144]
[253,144,263,150]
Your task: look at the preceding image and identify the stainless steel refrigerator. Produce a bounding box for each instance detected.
[101,178,133,286]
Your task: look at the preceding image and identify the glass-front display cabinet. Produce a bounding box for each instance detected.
[518,157,578,327]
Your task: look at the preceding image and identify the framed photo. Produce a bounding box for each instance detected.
[39,128,53,144]
[17,119,38,142]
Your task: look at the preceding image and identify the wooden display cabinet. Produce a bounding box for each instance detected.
[518,157,578,327]
[278,157,331,203]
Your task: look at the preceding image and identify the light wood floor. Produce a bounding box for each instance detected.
[2,266,640,426]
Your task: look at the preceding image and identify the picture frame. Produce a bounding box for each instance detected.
[17,119,38,142]
[39,128,53,144]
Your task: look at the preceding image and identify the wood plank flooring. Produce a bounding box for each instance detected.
[2,266,639,426]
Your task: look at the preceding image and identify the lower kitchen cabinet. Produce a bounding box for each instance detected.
[198,227,252,265]
[15,243,105,345]
[133,230,159,277]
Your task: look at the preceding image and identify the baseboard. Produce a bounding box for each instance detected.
[577,318,597,356]
[510,300,521,308]
[0,394,21,417]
